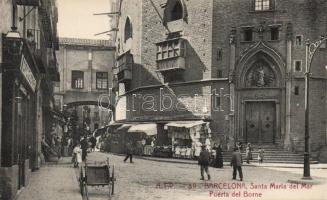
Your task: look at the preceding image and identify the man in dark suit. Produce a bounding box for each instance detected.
[230,147,243,181]
[198,145,211,180]
[124,142,134,163]
[80,136,89,161]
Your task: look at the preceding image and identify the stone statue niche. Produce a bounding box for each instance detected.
[245,61,276,87]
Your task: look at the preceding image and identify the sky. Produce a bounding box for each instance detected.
[57,0,112,40]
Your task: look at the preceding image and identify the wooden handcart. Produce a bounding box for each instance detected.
[79,158,115,200]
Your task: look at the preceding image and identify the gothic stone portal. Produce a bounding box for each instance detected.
[245,101,276,144]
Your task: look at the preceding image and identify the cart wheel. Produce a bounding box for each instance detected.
[79,169,84,195]
[111,165,115,195]
[83,183,89,200]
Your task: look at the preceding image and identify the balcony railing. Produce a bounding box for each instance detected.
[156,38,186,71]
[116,51,133,83]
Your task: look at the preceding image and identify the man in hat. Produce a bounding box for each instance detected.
[198,144,211,180]
[230,147,243,181]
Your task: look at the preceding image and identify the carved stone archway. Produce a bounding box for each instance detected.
[235,42,286,145]
[236,42,286,88]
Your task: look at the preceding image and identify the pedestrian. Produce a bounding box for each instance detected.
[141,138,146,155]
[55,136,62,159]
[213,143,224,168]
[80,136,89,162]
[205,138,211,152]
[151,137,156,147]
[237,141,243,152]
[198,145,211,181]
[124,141,134,163]
[72,143,82,167]
[258,147,264,164]
[41,135,50,161]
[246,143,252,164]
[230,147,243,181]
[194,141,202,159]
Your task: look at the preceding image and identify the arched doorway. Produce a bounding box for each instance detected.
[235,43,285,145]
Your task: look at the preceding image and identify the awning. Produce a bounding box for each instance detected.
[116,124,132,131]
[164,120,206,129]
[94,126,108,137]
[108,121,124,127]
[127,123,157,136]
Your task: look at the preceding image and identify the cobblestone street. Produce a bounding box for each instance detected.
[82,152,327,200]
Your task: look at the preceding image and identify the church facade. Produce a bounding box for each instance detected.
[111,0,327,159]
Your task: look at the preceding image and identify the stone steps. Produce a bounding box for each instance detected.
[220,145,319,164]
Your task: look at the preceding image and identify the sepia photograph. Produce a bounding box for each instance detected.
[0,0,327,199]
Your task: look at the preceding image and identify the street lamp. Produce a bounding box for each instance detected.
[303,35,327,179]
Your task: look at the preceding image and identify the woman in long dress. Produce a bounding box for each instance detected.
[212,143,223,168]
[73,143,82,167]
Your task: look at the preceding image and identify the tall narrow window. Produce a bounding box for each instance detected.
[124,17,133,43]
[294,60,302,72]
[270,27,279,40]
[164,0,185,23]
[217,70,223,78]
[96,72,108,89]
[243,28,253,42]
[72,71,84,89]
[294,86,300,95]
[217,48,223,60]
[295,35,302,46]
[171,1,183,21]
[255,0,271,11]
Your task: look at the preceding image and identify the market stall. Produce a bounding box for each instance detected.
[127,123,157,156]
[165,121,211,159]
[103,123,158,155]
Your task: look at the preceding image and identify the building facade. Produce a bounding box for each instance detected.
[55,38,115,136]
[0,0,59,199]
[111,0,327,159]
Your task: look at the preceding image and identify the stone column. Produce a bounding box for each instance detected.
[229,28,236,143]
[285,23,293,148]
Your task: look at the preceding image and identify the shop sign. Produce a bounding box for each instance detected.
[20,55,36,92]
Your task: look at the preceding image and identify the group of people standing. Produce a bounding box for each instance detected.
[198,142,265,181]
[197,143,224,181]
[72,135,97,167]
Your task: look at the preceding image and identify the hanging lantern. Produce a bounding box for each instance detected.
[4,27,23,57]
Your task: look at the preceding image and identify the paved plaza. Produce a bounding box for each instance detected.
[16,152,327,200]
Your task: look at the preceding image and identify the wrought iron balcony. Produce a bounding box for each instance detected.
[116,51,133,83]
[156,38,186,72]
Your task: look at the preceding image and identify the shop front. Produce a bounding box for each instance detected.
[0,36,39,199]
[165,121,211,159]
[104,123,158,155]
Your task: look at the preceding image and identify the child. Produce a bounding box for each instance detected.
[258,147,264,164]
[246,143,252,164]
[73,143,82,167]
